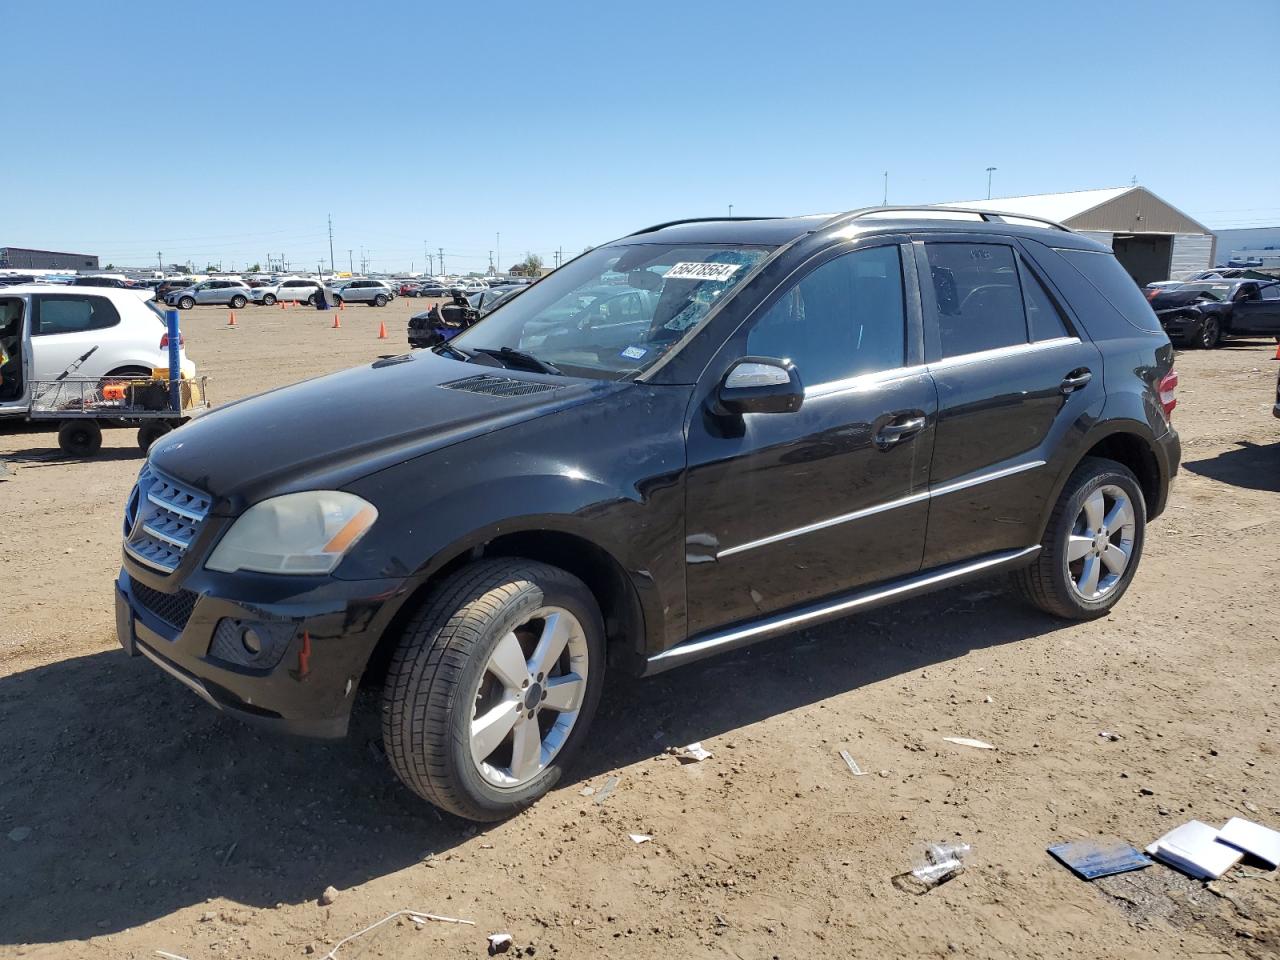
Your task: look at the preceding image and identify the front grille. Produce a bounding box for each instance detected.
[132,581,199,630]
[124,465,212,574]
[439,374,562,398]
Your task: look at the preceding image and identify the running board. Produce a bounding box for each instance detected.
[644,546,1040,674]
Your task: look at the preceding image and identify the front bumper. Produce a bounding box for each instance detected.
[116,562,409,738]
[1159,314,1202,341]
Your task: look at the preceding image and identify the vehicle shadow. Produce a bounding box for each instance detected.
[1183,439,1280,493]
[0,578,1066,945]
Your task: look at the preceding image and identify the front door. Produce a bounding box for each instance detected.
[916,235,1105,568]
[683,241,936,636]
[0,296,29,411]
[1230,282,1280,336]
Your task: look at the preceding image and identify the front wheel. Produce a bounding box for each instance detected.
[1199,315,1222,349]
[381,559,605,821]
[1012,457,1146,620]
[58,420,103,457]
[178,296,195,310]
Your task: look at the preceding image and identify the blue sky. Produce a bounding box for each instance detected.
[7,0,1279,273]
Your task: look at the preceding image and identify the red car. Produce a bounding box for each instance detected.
[399,281,423,297]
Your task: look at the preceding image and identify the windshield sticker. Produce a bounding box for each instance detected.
[620,346,648,360]
[664,262,745,283]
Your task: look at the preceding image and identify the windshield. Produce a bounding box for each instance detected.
[450,242,774,378]
[1176,282,1232,300]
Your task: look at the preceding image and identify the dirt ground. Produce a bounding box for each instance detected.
[1,301,1278,959]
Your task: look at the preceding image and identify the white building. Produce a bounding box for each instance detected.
[934,186,1215,285]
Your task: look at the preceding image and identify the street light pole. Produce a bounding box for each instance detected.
[728,203,734,217]
[986,166,997,200]
[327,214,335,277]
[883,171,889,205]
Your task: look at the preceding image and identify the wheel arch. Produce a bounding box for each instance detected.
[1040,422,1167,537]
[360,526,649,694]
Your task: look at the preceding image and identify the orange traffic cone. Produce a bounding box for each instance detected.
[279,300,286,310]
[227,310,236,326]
[332,314,341,329]
[377,321,387,339]
[339,299,345,311]
[1274,342,1280,360]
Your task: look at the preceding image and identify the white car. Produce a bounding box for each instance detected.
[0,284,196,418]
[252,278,327,306]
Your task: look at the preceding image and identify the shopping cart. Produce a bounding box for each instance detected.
[28,376,211,457]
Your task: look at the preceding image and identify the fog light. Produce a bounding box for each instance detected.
[242,628,263,655]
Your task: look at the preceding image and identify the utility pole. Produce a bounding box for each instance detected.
[157,251,163,276]
[348,249,353,274]
[438,247,444,276]
[496,232,500,274]
[327,214,336,276]
[728,203,733,217]
[986,166,997,200]
[488,250,494,274]
[883,171,889,205]
[424,241,430,275]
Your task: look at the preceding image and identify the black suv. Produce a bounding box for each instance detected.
[116,207,1181,821]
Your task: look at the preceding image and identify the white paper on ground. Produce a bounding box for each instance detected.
[942,737,996,750]
[1145,820,1242,879]
[1217,817,1280,867]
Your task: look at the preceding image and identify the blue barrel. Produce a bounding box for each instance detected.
[166,309,182,412]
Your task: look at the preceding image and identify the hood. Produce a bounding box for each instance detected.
[147,350,623,510]
[1148,289,1218,308]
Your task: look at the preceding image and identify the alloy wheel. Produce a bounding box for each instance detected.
[470,606,589,789]
[1066,484,1136,600]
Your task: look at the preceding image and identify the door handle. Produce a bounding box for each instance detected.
[875,416,927,449]
[1060,369,1093,394]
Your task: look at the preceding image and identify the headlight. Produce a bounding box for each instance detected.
[206,491,378,575]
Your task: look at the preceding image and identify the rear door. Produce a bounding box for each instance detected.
[916,234,1105,568]
[683,239,937,635]
[27,293,124,380]
[1230,282,1280,335]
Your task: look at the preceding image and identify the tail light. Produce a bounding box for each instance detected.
[159,332,185,349]
[1144,288,1160,301]
[1158,369,1178,418]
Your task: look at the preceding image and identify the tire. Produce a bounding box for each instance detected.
[57,420,103,457]
[374,294,388,307]
[1199,315,1222,349]
[178,297,195,310]
[307,293,318,306]
[262,294,277,306]
[1012,456,1146,621]
[230,295,247,309]
[381,559,606,821]
[137,421,172,452]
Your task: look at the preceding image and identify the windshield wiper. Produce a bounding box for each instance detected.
[471,346,562,376]
[436,341,472,361]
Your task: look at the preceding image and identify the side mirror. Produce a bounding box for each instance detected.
[714,357,803,415]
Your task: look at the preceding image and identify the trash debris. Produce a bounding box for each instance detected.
[594,775,620,805]
[838,750,867,776]
[667,742,712,763]
[1099,730,1122,742]
[942,737,996,750]
[1217,817,1280,868]
[320,910,476,960]
[155,952,190,960]
[7,826,31,842]
[1047,838,1153,880]
[892,841,972,894]
[1146,821,1243,880]
[628,833,653,844]
[319,885,340,906]
[487,932,514,955]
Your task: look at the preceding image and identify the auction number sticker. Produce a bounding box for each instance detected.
[664,262,744,282]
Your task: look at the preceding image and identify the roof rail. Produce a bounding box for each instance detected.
[626,216,782,237]
[820,205,1072,233]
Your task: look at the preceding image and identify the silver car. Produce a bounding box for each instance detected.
[165,280,252,310]
[333,279,393,306]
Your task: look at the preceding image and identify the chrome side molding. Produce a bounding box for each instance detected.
[645,546,1039,674]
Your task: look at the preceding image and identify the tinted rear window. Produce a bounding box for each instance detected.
[1055,249,1163,333]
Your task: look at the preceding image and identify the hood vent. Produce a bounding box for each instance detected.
[440,375,564,398]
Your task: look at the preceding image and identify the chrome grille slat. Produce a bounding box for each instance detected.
[124,465,212,574]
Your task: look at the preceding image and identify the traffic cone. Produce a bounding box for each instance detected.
[339,299,345,311]
[1274,342,1280,360]
[227,310,236,326]
[377,321,387,339]
[279,300,285,310]
[332,314,341,329]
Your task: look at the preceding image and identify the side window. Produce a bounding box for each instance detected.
[745,244,906,385]
[925,243,1027,358]
[1018,260,1070,341]
[1054,248,1163,334]
[1261,284,1280,301]
[33,296,121,335]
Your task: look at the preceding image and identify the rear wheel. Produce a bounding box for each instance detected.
[137,421,172,452]
[374,294,388,307]
[57,420,103,457]
[230,295,247,309]
[262,294,277,306]
[307,293,319,306]
[178,296,195,310]
[1012,457,1145,620]
[381,559,605,821]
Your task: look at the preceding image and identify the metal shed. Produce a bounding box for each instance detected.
[934,187,1215,286]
